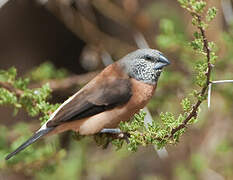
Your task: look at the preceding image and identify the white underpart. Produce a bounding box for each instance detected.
[38,91,80,132]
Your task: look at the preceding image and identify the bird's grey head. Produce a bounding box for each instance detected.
[119,49,170,85]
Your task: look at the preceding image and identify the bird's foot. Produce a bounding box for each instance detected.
[94,128,130,149]
[99,128,130,144]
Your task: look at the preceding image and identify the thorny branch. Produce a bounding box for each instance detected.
[169,13,212,139]
[0,71,99,117]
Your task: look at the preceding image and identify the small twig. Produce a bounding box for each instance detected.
[0,79,45,111]
[0,81,23,97]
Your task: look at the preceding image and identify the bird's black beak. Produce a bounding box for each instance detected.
[154,55,171,70]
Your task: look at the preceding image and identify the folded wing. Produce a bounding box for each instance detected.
[47,78,132,127]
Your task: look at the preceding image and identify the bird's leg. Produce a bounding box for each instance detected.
[100,128,121,134]
[99,128,130,143]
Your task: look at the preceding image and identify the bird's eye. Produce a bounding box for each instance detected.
[158,52,163,56]
[144,55,153,61]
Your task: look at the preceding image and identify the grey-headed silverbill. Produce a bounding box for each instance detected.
[5,48,170,160]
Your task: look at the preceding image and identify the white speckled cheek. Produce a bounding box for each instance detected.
[132,60,156,83]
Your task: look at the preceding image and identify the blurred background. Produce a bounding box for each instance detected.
[0,0,233,179]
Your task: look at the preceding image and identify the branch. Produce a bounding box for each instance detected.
[0,71,99,95]
[169,13,212,138]
[0,81,23,97]
[30,71,99,91]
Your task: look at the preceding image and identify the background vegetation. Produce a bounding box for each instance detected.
[0,0,233,179]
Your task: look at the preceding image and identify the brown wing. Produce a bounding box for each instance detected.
[47,78,132,127]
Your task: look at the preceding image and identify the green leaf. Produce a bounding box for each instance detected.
[181,98,192,112]
[192,1,206,13]
[29,62,68,81]
[0,67,17,82]
[206,7,217,22]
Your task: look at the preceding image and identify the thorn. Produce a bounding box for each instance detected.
[212,80,233,84]
[208,83,212,108]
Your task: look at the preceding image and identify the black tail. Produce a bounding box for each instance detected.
[5,127,54,160]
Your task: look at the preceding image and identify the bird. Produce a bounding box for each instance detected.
[5,48,170,160]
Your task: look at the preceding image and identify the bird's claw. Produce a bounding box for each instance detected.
[99,128,130,144]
